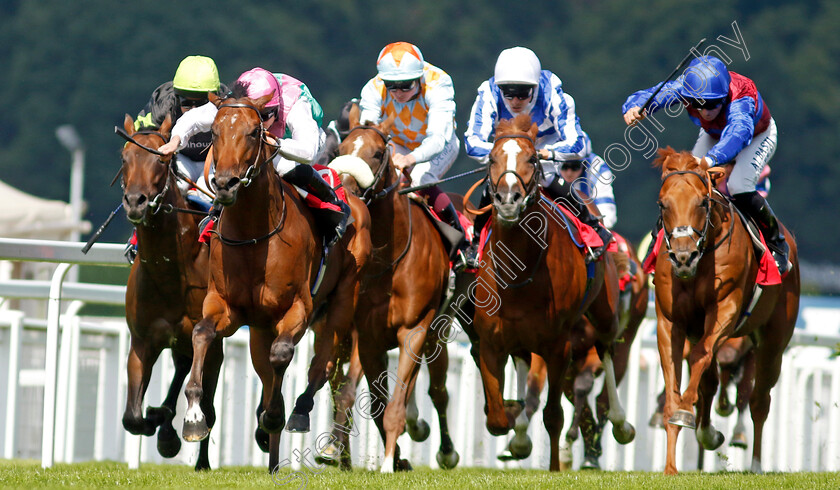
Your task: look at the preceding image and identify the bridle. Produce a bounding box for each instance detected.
[120,129,175,217]
[213,102,281,189]
[346,125,394,204]
[487,133,543,213]
[659,168,731,257]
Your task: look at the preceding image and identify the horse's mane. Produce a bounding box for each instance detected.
[653,146,702,175]
[496,114,534,137]
[230,81,249,100]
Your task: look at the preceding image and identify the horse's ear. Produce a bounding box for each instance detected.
[209,92,222,107]
[348,103,360,129]
[123,114,135,136]
[380,112,397,136]
[253,94,273,110]
[528,122,539,142]
[653,146,677,171]
[159,114,173,138]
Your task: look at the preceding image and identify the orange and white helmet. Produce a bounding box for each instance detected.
[376,42,425,81]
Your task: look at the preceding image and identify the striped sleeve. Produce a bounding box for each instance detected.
[463,80,498,164]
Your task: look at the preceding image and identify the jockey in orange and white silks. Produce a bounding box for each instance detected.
[357,41,470,269]
[160,67,351,247]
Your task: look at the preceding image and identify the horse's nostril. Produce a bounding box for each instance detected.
[512,192,522,202]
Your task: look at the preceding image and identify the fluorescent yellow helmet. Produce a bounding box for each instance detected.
[172,55,220,93]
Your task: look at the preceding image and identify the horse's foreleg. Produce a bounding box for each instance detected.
[695,365,724,452]
[288,316,335,433]
[500,355,544,462]
[194,339,224,471]
[182,316,218,442]
[477,335,511,437]
[601,351,635,444]
[123,338,163,437]
[153,349,191,459]
[379,323,427,473]
[656,314,684,475]
[424,337,459,470]
[543,350,568,472]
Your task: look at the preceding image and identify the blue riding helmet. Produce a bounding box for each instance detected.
[678,56,731,101]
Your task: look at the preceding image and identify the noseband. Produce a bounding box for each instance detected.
[488,133,543,210]
[346,125,394,204]
[214,102,281,188]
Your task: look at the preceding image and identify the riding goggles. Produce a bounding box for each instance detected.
[560,161,584,171]
[500,84,534,100]
[384,79,418,92]
[688,98,724,110]
[260,107,278,121]
[177,95,208,108]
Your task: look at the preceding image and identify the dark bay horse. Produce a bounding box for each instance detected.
[471,114,634,471]
[119,114,219,470]
[180,89,371,472]
[326,107,460,472]
[652,148,800,475]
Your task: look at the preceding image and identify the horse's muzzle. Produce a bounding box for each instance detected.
[123,191,149,224]
[212,175,240,206]
[669,247,700,279]
[493,189,525,223]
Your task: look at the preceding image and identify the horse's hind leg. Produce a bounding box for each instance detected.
[123,337,164,437]
[151,349,191,458]
[317,330,362,470]
[749,331,790,473]
[194,339,224,471]
[500,356,544,462]
[424,337,460,469]
[730,350,755,449]
[543,350,568,471]
[288,315,336,433]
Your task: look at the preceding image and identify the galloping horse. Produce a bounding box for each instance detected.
[471,114,634,471]
[180,87,371,472]
[119,114,219,470]
[652,148,799,475]
[326,107,460,472]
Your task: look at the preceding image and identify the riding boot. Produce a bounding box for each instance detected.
[465,186,493,269]
[124,229,138,264]
[438,201,471,271]
[544,176,612,263]
[284,164,352,247]
[197,203,222,243]
[731,191,790,275]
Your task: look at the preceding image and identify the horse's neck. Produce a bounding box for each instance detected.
[136,179,200,272]
[222,170,283,233]
[489,205,572,271]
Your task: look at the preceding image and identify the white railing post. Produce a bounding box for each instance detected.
[3,311,24,459]
[41,262,72,468]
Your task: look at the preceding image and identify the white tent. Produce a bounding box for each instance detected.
[0,179,90,240]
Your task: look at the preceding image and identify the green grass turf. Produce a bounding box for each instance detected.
[1,460,838,489]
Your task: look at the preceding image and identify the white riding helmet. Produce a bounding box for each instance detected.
[376,42,425,81]
[494,47,541,86]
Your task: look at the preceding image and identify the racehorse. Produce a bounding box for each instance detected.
[180,87,371,472]
[326,106,460,472]
[469,114,634,471]
[652,148,800,475]
[119,114,219,470]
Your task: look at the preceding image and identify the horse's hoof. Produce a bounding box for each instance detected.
[730,432,748,449]
[668,410,696,429]
[315,442,341,466]
[508,435,533,460]
[394,458,413,472]
[436,449,460,469]
[697,427,725,450]
[285,413,310,433]
[648,411,665,429]
[406,419,430,442]
[255,427,270,453]
[715,400,735,417]
[259,411,285,433]
[146,406,173,427]
[182,420,209,442]
[612,421,636,444]
[156,433,182,458]
[580,455,601,470]
[194,457,211,472]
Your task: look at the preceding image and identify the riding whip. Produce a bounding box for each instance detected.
[640,38,707,114]
[81,203,122,254]
[397,167,487,195]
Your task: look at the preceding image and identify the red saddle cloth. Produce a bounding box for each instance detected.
[476,195,604,265]
[612,231,634,292]
[642,228,782,285]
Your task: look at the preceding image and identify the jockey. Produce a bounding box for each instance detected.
[316,98,359,166]
[135,55,226,206]
[463,46,613,263]
[359,41,469,270]
[558,134,618,229]
[623,55,789,274]
[159,67,351,248]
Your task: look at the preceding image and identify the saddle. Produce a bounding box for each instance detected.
[406,193,470,261]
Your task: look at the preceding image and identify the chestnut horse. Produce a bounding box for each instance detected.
[470,114,634,471]
[180,89,371,472]
[652,148,800,475]
[119,114,219,470]
[326,108,460,472]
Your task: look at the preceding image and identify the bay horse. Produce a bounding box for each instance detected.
[180,88,371,472]
[652,148,800,475]
[326,107,460,472]
[470,114,634,471]
[119,114,220,470]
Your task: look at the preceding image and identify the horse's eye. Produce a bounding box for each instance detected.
[529,155,538,164]
[373,151,383,160]
[250,128,260,139]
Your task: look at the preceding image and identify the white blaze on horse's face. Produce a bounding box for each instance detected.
[502,139,522,189]
[350,135,364,157]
